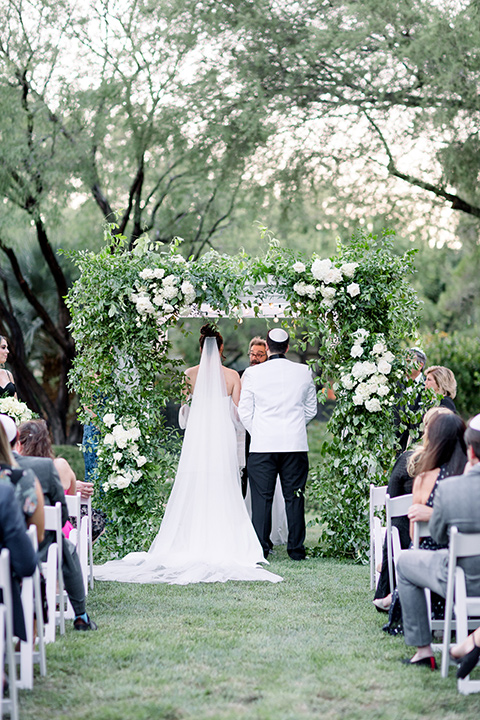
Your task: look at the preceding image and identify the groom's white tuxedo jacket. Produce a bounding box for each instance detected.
[238,357,317,453]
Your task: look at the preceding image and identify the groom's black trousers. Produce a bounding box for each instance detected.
[247,451,308,560]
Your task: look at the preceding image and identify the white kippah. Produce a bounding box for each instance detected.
[469,414,480,431]
[0,414,17,443]
[268,328,288,343]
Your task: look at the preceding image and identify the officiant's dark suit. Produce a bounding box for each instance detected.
[238,329,317,560]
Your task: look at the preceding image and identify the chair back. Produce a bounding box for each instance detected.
[369,484,387,589]
[385,493,413,591]
[441,526,480,683]
[0,549,19,719]
[412,520,431,550]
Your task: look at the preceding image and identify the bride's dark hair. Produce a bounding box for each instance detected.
[199,324,223,351]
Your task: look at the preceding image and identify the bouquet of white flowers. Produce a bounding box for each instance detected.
[0,397,34,425]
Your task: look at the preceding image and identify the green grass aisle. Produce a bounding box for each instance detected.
[19,547,480,720]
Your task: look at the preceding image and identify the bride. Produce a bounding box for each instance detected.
[95,325,282,584]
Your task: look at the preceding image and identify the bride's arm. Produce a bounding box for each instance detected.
[230,370,241,406]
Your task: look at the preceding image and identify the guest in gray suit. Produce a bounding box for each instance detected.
[397,413,480,668]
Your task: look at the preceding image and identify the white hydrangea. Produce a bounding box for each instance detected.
[293,261,306,272]
[324,266,343,284]
[365,398,382,412]
[340,262,359,278]
[347,282,360,297]
[341,374,355,389]
[293,281,308,296]
[103,413,116,427]
[139,268,155,280]
[311,258,332,282]
[320,285,336,300]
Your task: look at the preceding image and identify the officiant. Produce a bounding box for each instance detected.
[238,328,317,560]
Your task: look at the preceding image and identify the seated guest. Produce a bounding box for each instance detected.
[14,420,97,631]
[425,365,457,413]
[0,414,44,544]
[0,424,38,643]
[451,625,480,679]
[373,407,457,611]
[397,413,480,668]
[18,419,77,537]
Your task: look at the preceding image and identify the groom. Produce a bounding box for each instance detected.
[238,328,317,560]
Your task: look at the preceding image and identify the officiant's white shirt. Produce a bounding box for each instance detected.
[238,358,317,453]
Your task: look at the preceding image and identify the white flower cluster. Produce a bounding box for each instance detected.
[130,264,196,326]
[340,332,394,412]
[0,397,34,424]
[101,413,147,492]
[292,257,359,309]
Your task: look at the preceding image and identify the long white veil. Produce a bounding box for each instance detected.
[95,336,282,584]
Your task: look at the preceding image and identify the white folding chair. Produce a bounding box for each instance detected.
[441,526,480,690]
[81,496,94,590]
[385,493,413,591]
[369,484,387,590]
[0,605,5,717]
[15,526,47,689]
[0,550,19,720]
[65,493,88,594]
[42,502,66,639]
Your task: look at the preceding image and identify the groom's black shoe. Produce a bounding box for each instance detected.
[288,551,306,561]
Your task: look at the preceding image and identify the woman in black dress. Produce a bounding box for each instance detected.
[0,335,17,399]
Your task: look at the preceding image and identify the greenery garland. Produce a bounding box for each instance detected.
[66,225,422,560]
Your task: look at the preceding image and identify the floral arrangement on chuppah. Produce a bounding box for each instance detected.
[66,225,422,560]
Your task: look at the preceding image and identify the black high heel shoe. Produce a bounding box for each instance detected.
[456,640,480,679]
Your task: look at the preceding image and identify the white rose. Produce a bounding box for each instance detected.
[377,359,392,375]
[372,342,387,356]
[350,344,364,358]
[134,294,155,315]
[153,293,164,306]
[365,398,382,412]
[362,361,377,376]
[356,382,372,400]
[115,475,131,489]
[351,362,368,380]
[163,274,177,286]
[304,284,317,298]
[130,427,141,441]
[320,285,336,300]
[324,267,343,284]
[341,374,355,390]
[136,455,148,467]
[377,384,390,397]
[340,262,358,278]
[153,268,165,279]
[293,282,307,296]
[163,303,175,314]
[293,261,306,272]
[383,351,395,363]
[104,433,114,446]
[321,299,334,309]
[113,452,122,462]
[352,394,364,406]
[311,258,332,282]
[103,413,116,427]
[102,482,110,493]
[353,328,369,341]
[347,282,360,297]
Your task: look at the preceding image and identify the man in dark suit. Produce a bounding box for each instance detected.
[11,425,97,631]
[397,413,480,667]
[394,347,427,454]
[238,328,317,560]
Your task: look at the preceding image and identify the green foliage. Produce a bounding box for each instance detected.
[422,331,480,419]
[66,224,420,560]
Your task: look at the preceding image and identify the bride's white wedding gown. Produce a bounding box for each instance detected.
[94,338,282,584]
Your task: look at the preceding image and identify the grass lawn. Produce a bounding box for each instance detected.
[20,541,480,719]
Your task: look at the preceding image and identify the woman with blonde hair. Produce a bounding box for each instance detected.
[425,365,457,413]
